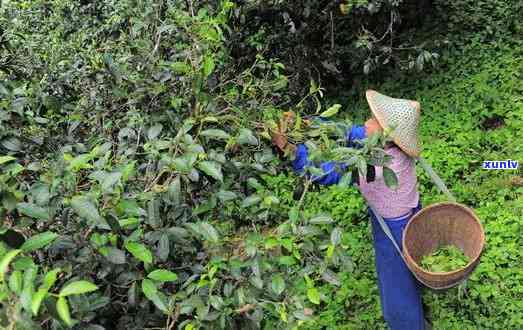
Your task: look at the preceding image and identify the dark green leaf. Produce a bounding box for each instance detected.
[141,279,168,313]
[197,161,223,182]
[105,247,127,264]
[383,166,399,189]
[101,172,122,192]
[16,202,49,220]
[21,232,59,252]
[70,196,107,228]
[147,199,161,228]
[147,124,163,140]
[237,128,258,146]
[271,274,285,295]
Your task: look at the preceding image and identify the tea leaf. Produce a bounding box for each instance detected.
[198,161,223,182]
[271,274,285,295]
[141,279,168,313]
[148,269,178,282]
[21,232,59,252]
[383,167,398,190]
[201,129,230,140]
[307,287,320,305]
[16,202,49,220]
[125,242,153,264]
[70,196,105,227]
[0,250,21,281]
[56,296,72,326]
[59,280,98,297]
[320,104,341,118]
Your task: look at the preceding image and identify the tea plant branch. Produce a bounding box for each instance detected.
[297,177,312,210]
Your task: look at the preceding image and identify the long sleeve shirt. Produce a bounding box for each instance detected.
[292,125,419,218]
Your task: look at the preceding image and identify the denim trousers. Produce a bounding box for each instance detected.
[368,203,425,330]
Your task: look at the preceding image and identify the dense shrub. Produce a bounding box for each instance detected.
[229,0,438,100]
[0,0,522,329]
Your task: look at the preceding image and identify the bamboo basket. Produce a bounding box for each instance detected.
[402,202,485,289]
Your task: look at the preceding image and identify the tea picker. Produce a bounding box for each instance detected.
[273,90,485,330]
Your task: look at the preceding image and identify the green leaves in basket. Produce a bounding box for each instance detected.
[420,245,470,273]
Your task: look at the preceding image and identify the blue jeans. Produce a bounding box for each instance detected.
[368,203,425,330]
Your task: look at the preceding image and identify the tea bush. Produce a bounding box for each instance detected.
[1,0,522,329]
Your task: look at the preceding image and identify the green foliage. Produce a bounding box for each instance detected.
[230,0,440,100]
[0,0,521,329]
[420,245,470,273]
[0,248,98,328]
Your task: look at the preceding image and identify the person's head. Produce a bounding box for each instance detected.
[364,100,420,150]
[364,117,382,136]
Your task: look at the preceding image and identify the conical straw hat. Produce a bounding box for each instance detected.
[365,90,421,157]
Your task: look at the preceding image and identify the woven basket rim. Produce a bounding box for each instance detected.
[402,202,485,277]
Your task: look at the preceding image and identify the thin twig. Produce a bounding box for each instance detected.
[297,178,312,210]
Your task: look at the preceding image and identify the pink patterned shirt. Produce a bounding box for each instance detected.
[358,146,419,219]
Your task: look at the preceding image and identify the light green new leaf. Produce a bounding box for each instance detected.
[383,167,399,190]
[309,214,334,224]
[59,280,98,297]
[31,288,47,315]
[21,232,59,252]
[203,55,215,77]
[32,268,61,315]
[307,287,321,305]
[147,269,178,282]
[0,250,21,281]
[56,296,72,326]
[68,154,93,172]
[171,62,191,74]
[16,202,49,220]
[0,155,16,165]
[125,242,153,264]
[42,268,61,290]
[271,274,285,295]
[141,279,168,313]
[198,161,223,182]
[8,270,22,294]
[320,104,341,118]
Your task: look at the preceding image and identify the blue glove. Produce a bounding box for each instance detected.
[346,125,366,148]
[292,125,366,186]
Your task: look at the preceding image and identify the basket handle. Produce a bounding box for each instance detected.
[417,157,456,202]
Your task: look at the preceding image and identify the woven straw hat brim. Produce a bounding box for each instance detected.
[365,90,421,158]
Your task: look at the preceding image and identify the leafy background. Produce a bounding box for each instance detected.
[0,0,522,329]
